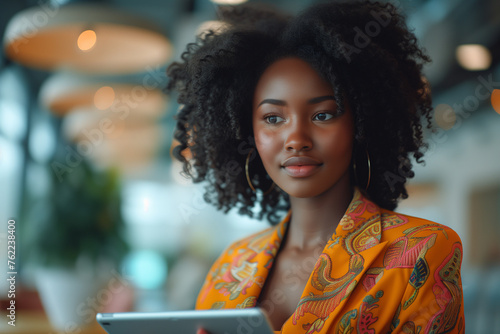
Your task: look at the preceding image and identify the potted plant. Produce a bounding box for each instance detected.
[23,152,129,330]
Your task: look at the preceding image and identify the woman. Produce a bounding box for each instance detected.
[167,1,465,333]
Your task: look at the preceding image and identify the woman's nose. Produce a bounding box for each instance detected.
[284,121,313,152]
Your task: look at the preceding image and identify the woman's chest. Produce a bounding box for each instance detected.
[257,248,320,331]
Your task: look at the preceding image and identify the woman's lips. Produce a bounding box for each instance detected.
[281,156,322,178]
[282,165,321,177]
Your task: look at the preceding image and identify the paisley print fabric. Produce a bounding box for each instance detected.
[195,188,465,333]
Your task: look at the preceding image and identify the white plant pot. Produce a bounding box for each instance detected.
[35,260,112,331]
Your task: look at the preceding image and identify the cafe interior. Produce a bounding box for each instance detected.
[0,0,500,332]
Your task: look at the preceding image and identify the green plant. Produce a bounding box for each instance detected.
[25,157,129,268]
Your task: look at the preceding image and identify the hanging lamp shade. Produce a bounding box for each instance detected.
[61,106,164,175]
[39,72,168,117]
[3,4,173,74]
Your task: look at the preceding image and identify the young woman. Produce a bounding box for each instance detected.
[167,1,465,333]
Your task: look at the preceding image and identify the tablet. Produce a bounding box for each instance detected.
[96,308,275,334]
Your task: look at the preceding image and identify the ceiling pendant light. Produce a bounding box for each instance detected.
[39,72,168,117]
[3,4,173,74]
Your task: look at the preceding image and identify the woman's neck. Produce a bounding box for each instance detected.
[285,173,353,251]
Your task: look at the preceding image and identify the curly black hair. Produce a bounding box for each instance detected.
[166,0,432,224]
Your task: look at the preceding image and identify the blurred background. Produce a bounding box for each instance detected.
[0,0,499,333]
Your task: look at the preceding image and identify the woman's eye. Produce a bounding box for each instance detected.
[313,112,334,121]
[265,115,284,124]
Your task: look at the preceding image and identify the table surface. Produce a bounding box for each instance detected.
[0,310,108,334]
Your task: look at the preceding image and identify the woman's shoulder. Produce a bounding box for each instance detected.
[222,212,290,254]
[218,223,282,258]
[379,208,463,247]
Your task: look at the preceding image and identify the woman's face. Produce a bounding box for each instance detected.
[252,57,354,198]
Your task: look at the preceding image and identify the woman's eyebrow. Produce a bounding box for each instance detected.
[258,99,286,107]
[258,95,336,107]
[308,95,336,104]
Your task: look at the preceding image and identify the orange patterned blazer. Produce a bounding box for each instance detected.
[196,188,465,333]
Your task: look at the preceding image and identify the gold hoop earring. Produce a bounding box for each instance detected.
[245,148,276,195]
[353,149,371,191]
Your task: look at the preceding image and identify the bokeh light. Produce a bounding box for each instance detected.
[122,250,167,290]
[94,86,115,110]
[77,29,97,51]
[143,197,150,212]
[434,103,456,130]
[456,44,492,71]
[491,89,500,115]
